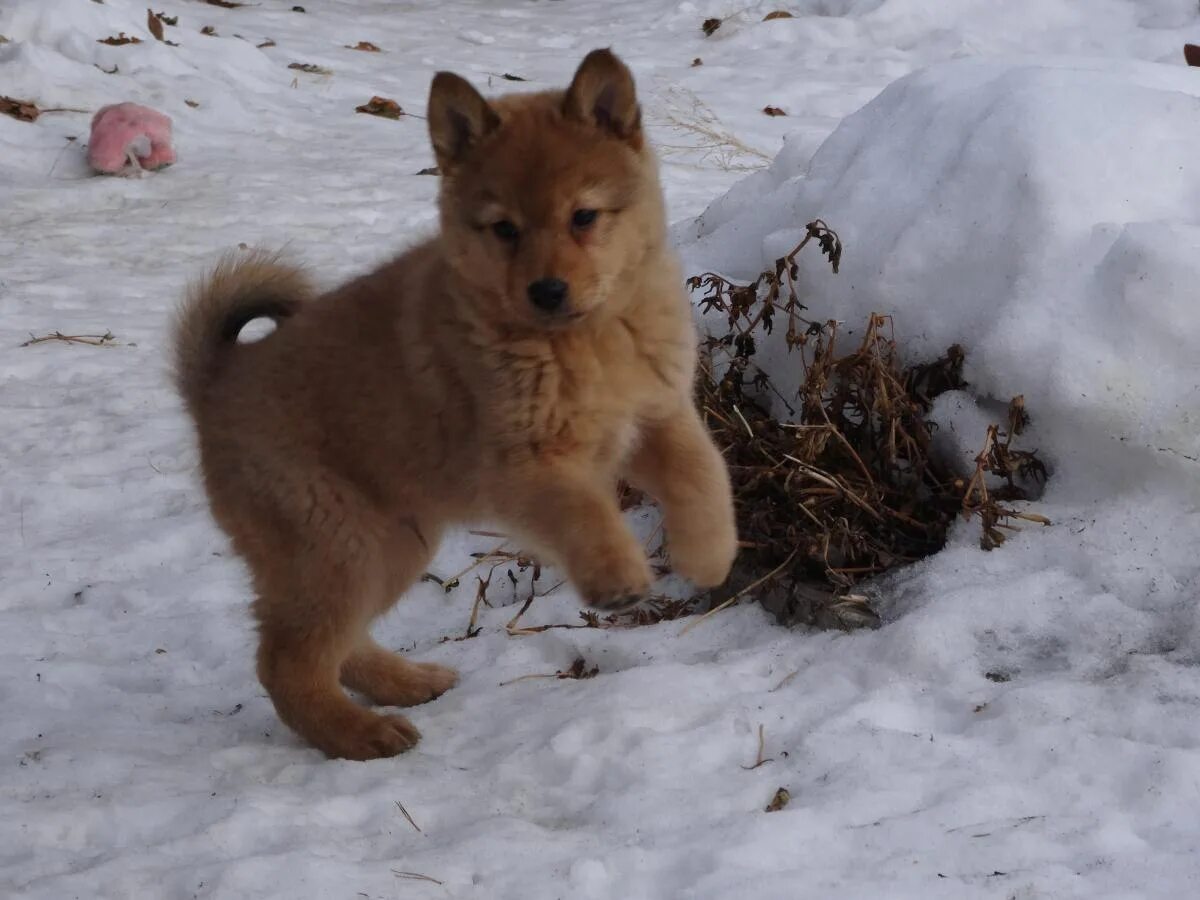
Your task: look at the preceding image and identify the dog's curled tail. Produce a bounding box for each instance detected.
[173,251,312,412]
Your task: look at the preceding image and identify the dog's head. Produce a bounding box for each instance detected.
[428,49,663,331]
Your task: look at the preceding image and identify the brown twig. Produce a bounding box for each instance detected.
[740,723,773,770]
[21,330,117,347]
[393,800,422,833]
[391,871,443,885]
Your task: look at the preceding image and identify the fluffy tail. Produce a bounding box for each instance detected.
[173,251,312,413]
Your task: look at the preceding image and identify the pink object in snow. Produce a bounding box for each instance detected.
[87,102,176,175]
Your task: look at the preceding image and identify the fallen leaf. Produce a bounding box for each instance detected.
[256,39,276,48]
[95,63,119,75]
[763,10,794,20]
[147,9,164,41]
[292,5,306,11]
[154,11,177,26]
[201,26,216,36]
[289,62,332,75]
[702,17,722,36]
[356,95,404,119]
[0,95,40,122]
[416,166,439,175]
[762,105,787,116]
[346,41,381,52]
[1186,44,1200,67]
[501,72,527,81]
[691,57,703,66]
[98,32,142,45]
[204,0,245,7]
[185,99,200,108]
[765,787,791,812]
[0,34,9,44]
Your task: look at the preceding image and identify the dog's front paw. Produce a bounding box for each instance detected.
[668,517,738,589]
[573,539,653,611]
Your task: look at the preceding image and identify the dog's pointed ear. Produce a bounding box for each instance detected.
[427,72,500,171]
[562,49,642,148]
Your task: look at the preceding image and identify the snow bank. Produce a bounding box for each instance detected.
[678,58,1200,489]
[672,63,1200,895]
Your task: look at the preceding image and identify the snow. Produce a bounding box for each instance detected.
[3,1,1200,898]
[678,56,1200,486]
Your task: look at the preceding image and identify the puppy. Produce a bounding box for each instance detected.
[173,49,737,760]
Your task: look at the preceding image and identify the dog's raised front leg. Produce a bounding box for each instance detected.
[495,465,653,611]
[626,406,737,588]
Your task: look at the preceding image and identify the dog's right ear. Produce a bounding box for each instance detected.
[427,72,500,172]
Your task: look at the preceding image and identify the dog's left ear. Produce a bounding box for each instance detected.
[562,49,642,148]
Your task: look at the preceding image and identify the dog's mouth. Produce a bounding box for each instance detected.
[536,309,589,329]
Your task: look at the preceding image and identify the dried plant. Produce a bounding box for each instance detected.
[689,222,1047,628]
[650,84,770,172]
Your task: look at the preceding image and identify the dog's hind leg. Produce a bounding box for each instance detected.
[250,481,424,760]
[339,516,458,707]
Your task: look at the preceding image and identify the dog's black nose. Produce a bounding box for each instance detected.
[527,278,569,312]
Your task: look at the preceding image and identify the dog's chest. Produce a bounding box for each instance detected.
[489,322,685,461]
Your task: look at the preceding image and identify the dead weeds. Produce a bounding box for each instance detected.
[689,221,1047,628]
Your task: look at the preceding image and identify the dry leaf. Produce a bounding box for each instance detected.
[204,0,245,7]
[765,787,791,812]
[346,41,381,52]
[416,166,439,175]
[98,33,142,45]
[289,62,332,75]
[147,11,179,44]
[500,73,527,81]
[762,105,787,116]
[201,26,216,36]
[691,57,703,67]
[0,95,40,123]
[257,39,276,48]
[702,17,722,36]
[95,63,119,75]
[763,10,794,21]
[356,96,404,119]
[1186,44,1200,67]
[185,99,200,108]
[0,34,10,44]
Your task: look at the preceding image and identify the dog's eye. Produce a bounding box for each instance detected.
[492,220,519,242]
[571,208,598,230]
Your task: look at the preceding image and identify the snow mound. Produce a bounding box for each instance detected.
[677,58,1200,485]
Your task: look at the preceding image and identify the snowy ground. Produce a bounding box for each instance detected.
[4,1,1200,898]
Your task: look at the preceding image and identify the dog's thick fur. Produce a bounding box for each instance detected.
[174,49,737,760]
